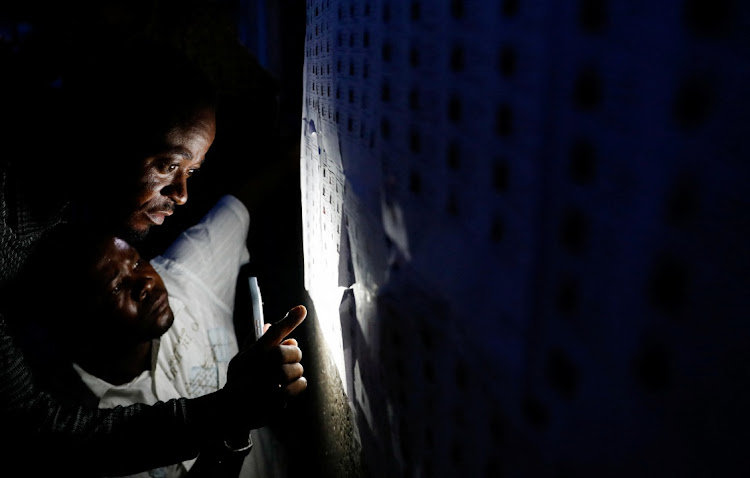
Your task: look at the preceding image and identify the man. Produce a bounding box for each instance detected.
[0,35,304,475]
[18,194,295,477]
[66,34,219,243]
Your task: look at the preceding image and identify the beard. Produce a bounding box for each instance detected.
[121,225,151,244]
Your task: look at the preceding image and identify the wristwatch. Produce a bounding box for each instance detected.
[223,431,253,455]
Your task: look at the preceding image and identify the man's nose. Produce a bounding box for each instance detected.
[164,171,188,205]
[135,275,155,301]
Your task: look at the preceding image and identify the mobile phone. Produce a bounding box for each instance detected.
[248,276,265,342]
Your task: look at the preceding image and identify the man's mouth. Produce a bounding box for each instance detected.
[148,292,169,316]
[145,209,174,225]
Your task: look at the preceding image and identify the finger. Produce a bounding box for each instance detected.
[278,344,302,364]
[280,363,304,383]
[256,305,307,352]
[281,338,298,347]
[263,323,271,334]
[282,377,308,398]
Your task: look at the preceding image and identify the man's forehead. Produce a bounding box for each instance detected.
[92,238,132,272]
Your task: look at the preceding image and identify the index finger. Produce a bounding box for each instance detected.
[255,305,307,351]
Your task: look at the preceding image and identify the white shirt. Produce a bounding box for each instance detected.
[75,195,250,478]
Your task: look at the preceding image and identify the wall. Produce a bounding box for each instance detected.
[298,1,750,477]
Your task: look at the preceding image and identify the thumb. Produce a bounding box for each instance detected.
[254,305,307,352]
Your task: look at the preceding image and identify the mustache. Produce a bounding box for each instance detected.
[146,201,175,214]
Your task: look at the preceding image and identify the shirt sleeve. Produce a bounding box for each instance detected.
[156,195,251,312]
[0,314,224,476]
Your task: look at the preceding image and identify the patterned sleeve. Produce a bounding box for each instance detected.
[0,314,222,476]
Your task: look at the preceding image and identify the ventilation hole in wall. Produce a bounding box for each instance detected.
[489,413,505,444]
[337,59,342,73]
[522,395,549,430]
[578,0,607,33]
[347,117,353,132]
[664,175,699,227]
[568,139,597,184]
[502,0,520,17]
[327,85,331,97]
[411,1,421,21]
[348,88,354,103]
[633,340,671,391]
[453,403,467,427]
[446,192,460,216]
[349,32,355,48]
[398,416,411,462]
[423,460,433,478]
[363,62,369,78]
[646,254,688,315]
[419,327,433,350]
[493,159,509,192]
[559,208,588,255]
[335,86,341,99]
[556,277,580,316]
[494,104,513,137]
[424,426,435,450]
[683,0,732,37]
[498,45,516,77]
[409,128,421,153]
[383,3,391,22]
[381,117,391,138]
[408,88,420,110]
[490,217,505,243]
[363,31,370,48]
[455,359,468,390]
[364,3,371,16]
[409,47,420,68]
[383,42,393,62]
[447,142,460,170]
[486,459,502,478]
[450,0,465,19]
[572,67,603,110]
[394,357,405,379]
[335,111,339,123]
[451,439,465,465]
[360,123,366,138]
[545,347,579,399]
[409,171,421,194]
[448,95,462,122]
[381,81,391,102]
[672,76,712,130]
[450,45,465,72]
[423,362,436,384]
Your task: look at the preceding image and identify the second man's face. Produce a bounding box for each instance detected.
[89,237,174,343]
[123,107,217,238]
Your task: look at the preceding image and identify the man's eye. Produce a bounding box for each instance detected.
[133,260,140,270]
[112,284,121,295]
[187,168,199,177]
[158,162,178,173]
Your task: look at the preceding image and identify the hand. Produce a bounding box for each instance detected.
[224,305,308,429]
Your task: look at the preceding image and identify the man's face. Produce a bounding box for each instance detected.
[88,237,174,343]
[123,107,216,238]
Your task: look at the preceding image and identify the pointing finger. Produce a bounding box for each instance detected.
[255,305,306,352]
